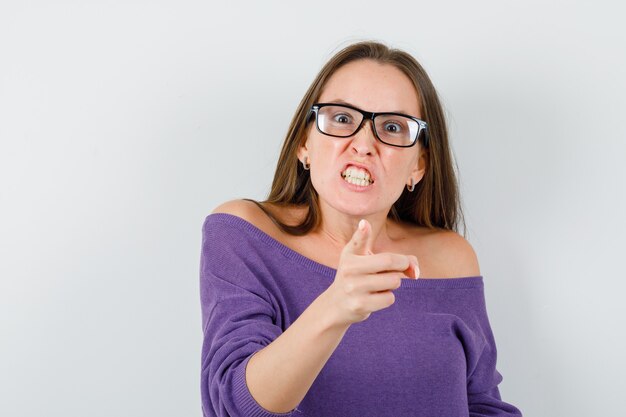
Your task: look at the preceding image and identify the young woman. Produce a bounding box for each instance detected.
[199,41,523,417]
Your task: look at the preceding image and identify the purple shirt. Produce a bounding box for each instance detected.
[199,213,523,417]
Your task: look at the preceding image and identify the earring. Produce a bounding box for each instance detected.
[407,178,415,192]
[302,157,310,170]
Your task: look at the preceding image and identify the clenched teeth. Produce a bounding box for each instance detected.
[343,175,372,186]
[341,166,373,186]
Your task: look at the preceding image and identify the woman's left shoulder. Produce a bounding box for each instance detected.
[399,223,481,279]
[427,229,481,278]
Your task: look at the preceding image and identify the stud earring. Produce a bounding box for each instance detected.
[302,157,310,170]
[407,178,415,192]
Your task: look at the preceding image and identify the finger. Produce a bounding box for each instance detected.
[350,252,413,274]
[363,220,375,255]
[404,255,420,279]
[341,272,405,294]
[367,290,396,311]
[342,219,374,256]
[365,271,406,291]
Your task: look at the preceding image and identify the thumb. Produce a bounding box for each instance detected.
[404,255,420,279]
[343,219,374,256]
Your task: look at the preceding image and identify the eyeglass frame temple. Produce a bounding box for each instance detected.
[308,103,429,148]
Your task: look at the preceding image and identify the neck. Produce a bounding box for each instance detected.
[314,200,393,253]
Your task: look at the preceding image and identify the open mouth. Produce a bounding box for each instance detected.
[340,165,374,186]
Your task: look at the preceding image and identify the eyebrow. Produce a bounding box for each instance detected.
[326,99,413,116]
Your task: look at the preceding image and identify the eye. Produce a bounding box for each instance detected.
[333,113,353,124]
[383,121,403,133]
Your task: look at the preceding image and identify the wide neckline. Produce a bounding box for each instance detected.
[206,213,484,289]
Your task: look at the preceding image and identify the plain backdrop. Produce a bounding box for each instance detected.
[1,1,625,416]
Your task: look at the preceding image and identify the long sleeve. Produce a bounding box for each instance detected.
[465,286,523,417]
[199,217,298,417]
[198,213,523,416]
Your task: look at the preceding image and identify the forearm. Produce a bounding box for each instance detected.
[245,290,349,413]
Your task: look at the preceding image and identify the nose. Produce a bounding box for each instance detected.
[351,119,377,156]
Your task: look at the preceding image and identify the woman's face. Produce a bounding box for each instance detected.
[298,59,427,218]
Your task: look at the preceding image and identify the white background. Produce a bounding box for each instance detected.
[1,1,625,416]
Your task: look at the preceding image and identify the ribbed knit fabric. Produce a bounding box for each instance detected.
[199,213,523,417]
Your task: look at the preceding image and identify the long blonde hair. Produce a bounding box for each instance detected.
[247,41,466,237]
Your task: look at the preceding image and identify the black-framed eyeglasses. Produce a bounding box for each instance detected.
[307,102,429,148]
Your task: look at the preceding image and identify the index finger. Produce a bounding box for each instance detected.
[342,219,375,256]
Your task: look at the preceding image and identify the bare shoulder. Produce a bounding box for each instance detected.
[211,199,273,228]
[212,199,264,219]
[426,229,481,278]
[403,224,480,279]
[210,199,300,240]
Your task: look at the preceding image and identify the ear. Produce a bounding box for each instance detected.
[410,147,428,184]
[297,141,309,163]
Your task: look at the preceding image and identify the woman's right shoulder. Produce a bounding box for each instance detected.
[208,199,306,242]
[211,199,264,220]
[208,199,281,237]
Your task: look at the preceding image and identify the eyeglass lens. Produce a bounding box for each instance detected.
[317,105,419,146]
